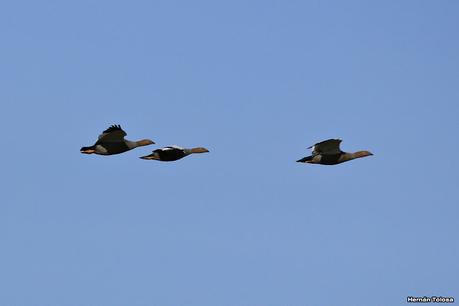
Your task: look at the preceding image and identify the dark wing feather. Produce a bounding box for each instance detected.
[309,139,342,155]
[296,156,312,163]
[98,125,127,142]
[102,125,124,134]
[153,147,177,153]
[154,147,187,161]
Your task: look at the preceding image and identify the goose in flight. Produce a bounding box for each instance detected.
[80,125,154,155]
[296,139,373,165]
[139,145,209,161]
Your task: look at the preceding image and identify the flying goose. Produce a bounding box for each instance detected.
[296,139,373,165]
[80,125,154,155]
[139,145,209,161]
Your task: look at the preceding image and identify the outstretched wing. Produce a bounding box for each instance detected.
[98,125,127,142]
[309,139,342,155]
[166,145,184,150]
[153,145,184,153]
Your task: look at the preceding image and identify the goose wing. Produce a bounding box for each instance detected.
[97,125,127,142]
[308,139,342,155]
[153,145,184,153]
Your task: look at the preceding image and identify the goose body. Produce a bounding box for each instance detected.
[140,145,209,162]
[80,125,154,155]
[296,139,372,165]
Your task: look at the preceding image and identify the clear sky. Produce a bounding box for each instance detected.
[1,1,458,305]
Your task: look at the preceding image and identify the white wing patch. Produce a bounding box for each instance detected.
[311,145,319,155]
[165,145,184,150]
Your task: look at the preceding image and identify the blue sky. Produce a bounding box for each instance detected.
[1,1,458,305]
